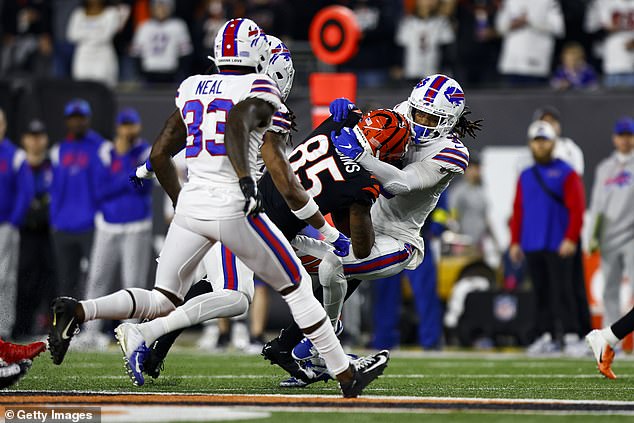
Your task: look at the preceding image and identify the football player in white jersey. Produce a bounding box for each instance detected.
[48,19,388,398]
[271,74,482,383]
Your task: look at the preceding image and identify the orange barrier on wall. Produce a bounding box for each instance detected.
[308,73,357,128]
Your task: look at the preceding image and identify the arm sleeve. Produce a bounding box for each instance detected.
[10,153,34,227]
[588,162,604,217]
[243,75,282,111]
[509,178,523,245]
[268,103,292,134]
[563,171,585,243]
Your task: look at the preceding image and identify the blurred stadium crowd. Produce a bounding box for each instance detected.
[1,0,634,358]
[1,0,634,89]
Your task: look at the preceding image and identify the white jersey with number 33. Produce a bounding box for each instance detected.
[174,73,282,220]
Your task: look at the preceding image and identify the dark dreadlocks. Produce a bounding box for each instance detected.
[453,107,483,139]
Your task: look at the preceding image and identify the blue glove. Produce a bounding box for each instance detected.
[329,98,355,122]
[331,128,364,161]
[331,232,351,257]
[129,174,145,189]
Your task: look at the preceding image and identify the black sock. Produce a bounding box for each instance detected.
[611,306,634,340]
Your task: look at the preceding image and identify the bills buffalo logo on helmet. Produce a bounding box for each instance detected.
[444,86,465,106]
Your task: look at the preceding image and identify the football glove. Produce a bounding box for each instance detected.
[130,161,154,189]
[239,177,264,216]
[329,98,355,122]
[331,232,351,257]
[331,128,365,161]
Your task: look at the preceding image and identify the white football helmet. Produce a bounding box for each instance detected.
[407,74,465,144]
[213,18,270,73]
[266,36,295,101]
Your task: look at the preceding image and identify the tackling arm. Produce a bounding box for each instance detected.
[150,109,187,208]
[348,202,374,259]
[357,153,451,195]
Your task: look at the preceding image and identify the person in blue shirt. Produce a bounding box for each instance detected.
[13,120,57,339]
[77,108,153,348]
[509,120,585,354]
[49,99,104,298]
[0,109,35,339]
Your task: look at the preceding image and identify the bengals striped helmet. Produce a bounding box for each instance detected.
[353,109,411,163]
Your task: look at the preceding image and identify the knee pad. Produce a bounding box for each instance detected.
[318,253,345,288]
[125,288,176,320]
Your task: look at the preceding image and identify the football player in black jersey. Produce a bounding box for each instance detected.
[138,109,411,381]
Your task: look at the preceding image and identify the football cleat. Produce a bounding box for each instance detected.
[48,297,80,365]
[0,359,32,389]
[292,321,344,362]
[262,335,309,382]
[0,339,46,364]
[143,342,165,380]
[585,329,616,379]
[115,323,149,387]
[340,350,390,398]
[279,353,359,388]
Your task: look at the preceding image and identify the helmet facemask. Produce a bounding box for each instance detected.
[407,103,456,144]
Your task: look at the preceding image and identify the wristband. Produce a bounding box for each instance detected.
[136,163,154,179]
[291,197,319,221]
[318,222,340,243]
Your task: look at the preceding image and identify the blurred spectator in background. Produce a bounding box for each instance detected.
[0,0,53,77]
[509,120,584,354]
[339,0,401,87]
[77,108,152,348]
[0,109,35,340]
[550,41,599,90]
[395,0,455,82]
[449,151,495,252]
[191,0,226,74]
[50,99,104,299]
[67,0,124,87]
[13,120,56,340]
[495,0,565,86]
[454,0,501,88]
[589,117,634,327]
[533,105,584,176]
[246,0,292,39]
[532,105,590,353]
[585,0,634,88]
[131,0,192,84]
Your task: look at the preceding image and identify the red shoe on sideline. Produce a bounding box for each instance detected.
[0,339,47,364]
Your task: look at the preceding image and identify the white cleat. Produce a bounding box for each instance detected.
[585,329,616,379]
[114,323,149,386]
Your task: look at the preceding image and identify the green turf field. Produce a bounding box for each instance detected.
[4,349,634,422]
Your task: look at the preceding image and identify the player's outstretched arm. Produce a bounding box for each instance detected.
[150,109,187,207]
[348,202,374,259]
[261,130,350,257]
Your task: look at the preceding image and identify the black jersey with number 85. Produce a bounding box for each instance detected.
[259,112,380,240]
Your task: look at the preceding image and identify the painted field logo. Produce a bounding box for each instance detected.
[493,294,517,322]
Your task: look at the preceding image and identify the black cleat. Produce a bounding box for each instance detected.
[143,342,165,379]
[48,297,80,365]
[262,337,309,382]
[340,350,389,398]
